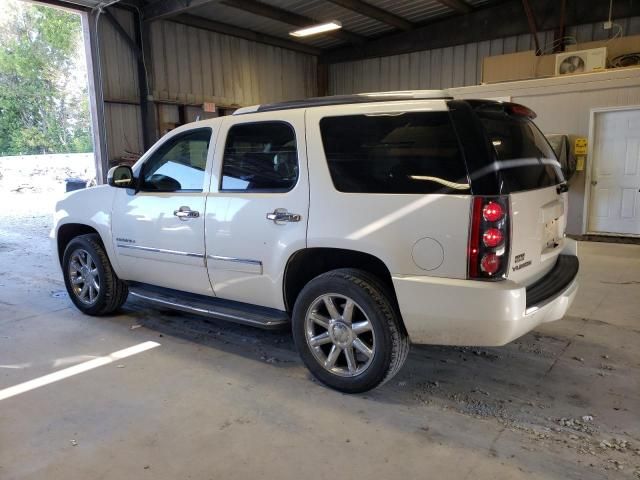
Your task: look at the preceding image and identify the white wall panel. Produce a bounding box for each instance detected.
[329,17,640,94]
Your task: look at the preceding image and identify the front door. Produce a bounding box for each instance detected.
[204,111,309,310]
[111,127,216,295]
[589,108,640,235]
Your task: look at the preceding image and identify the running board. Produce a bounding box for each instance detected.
[127,282,289,330]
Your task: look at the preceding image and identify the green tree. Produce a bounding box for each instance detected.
[0,1,92,155]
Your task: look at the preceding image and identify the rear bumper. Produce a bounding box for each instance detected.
[392,243,579,346]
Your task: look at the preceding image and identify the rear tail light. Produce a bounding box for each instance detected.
[480,253,500,275]
[468,196,510,280]
[482,202,503,222]
[482,228,503,247]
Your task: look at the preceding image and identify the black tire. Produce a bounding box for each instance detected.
[62,233,128,316]
[292,268,409,393]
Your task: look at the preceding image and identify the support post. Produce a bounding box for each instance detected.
[133,9,158,149]
[553,0,567,53]
[82,10,108,183]
[104,7,157,151]
[521,0,541,54]
[317,63,329,97]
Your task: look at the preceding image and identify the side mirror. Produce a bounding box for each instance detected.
[107,165,136,189]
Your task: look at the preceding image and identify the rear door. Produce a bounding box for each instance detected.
[474,108,567,285]
[204,110,308,310]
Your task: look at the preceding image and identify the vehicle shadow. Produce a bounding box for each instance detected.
[121,299,300,367]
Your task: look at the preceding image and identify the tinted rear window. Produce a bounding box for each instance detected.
[476,111,564,192]
[319,112,469,194]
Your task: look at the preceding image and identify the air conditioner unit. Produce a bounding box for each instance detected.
[555,47,607,76]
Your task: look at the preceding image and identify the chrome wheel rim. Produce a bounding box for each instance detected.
[68,249,100,305]
[304,294,375,378]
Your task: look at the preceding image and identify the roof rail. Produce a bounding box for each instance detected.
[232,90,452,115]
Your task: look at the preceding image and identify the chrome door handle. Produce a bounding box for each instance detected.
[266,208,301,224]
[174,206,200,220]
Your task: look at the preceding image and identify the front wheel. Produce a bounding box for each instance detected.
[62,233,128,315]
[292,269,409,393]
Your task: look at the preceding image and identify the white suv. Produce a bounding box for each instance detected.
[52,91,579,392]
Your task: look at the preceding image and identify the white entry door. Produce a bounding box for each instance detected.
[588,108,640,235]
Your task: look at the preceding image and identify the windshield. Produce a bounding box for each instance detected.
[475,110,565,192]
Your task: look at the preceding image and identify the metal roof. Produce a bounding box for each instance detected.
[43,0,506,52]
[162,0,505,50]
[189,3,344,49]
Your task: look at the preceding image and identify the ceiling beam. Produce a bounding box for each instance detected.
[143,0,218,22]
[324,0,414,31]
[31,0,91,12]
[220,0,365,44]
[321,0,640,64]
[434,0,472,15]
[171,13,323,55]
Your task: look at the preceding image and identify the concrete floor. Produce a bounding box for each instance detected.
[1,192,639,480]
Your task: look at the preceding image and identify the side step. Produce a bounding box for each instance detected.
[127,282,289,330]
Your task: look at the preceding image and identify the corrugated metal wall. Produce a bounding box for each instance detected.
[149,20,317,106]
[97,10,317,163]
[97,8,144,162]
[329,17,640,94]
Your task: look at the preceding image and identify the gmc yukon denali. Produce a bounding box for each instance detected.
[52,90,579,392]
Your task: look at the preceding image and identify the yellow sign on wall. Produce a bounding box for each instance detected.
[575,137,588,156]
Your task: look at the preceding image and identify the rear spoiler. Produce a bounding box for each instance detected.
[464,100,537,119]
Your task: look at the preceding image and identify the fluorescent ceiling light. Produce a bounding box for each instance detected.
[290,20,342,37]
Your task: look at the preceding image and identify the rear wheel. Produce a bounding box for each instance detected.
[62,234,128,315]
[292,269,409,393]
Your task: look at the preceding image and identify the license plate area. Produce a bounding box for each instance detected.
[542,217,562,253]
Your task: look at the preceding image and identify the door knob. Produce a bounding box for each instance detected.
[591,180,598,186]
[174,206,199,220]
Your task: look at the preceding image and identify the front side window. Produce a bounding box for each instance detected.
[141,129,211,192]
[319,112,469,194]
[221,122,298,192]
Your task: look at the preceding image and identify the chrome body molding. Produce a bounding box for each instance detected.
[207,254,263,275]
[117,243,204,258]
[207,255,262,266]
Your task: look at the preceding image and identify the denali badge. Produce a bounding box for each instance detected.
[512,260,532,271]
[512,252,531,271]
[116,237,135,244]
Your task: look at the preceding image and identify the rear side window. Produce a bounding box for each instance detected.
[221,122,298,192]
[319,112,469,194]
[476,111,564,192]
